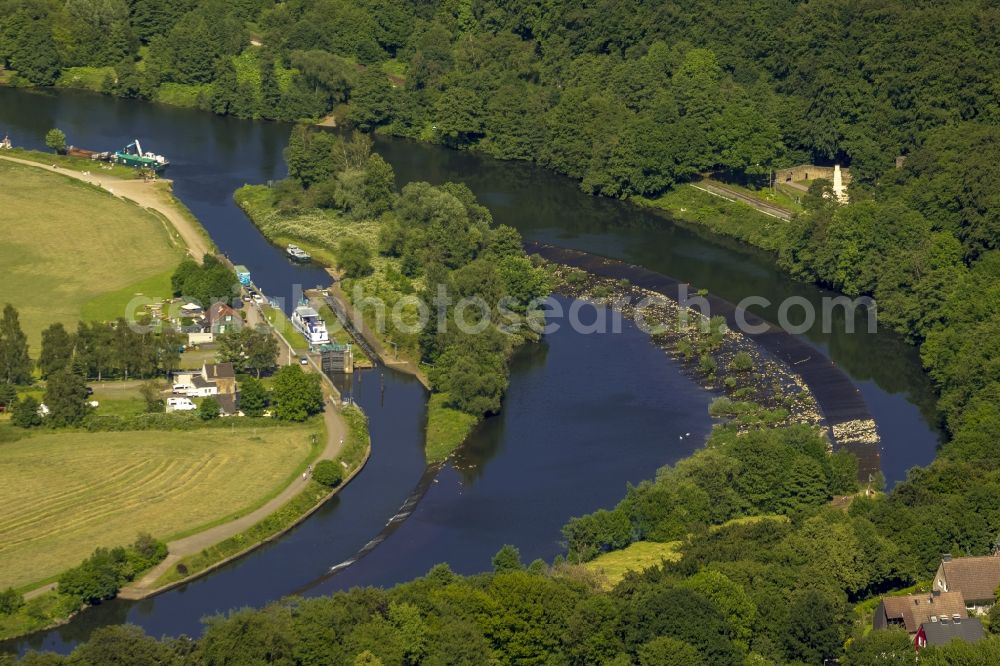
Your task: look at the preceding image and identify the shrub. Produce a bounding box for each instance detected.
[709,397,735,417]
[0,587,25,615]
[11,396,42,428]
[699,353,718,376]
[313,459,344,487]
[728,352,754,373]
[198,397,221,421]
[59,547,127,604]
[127,533,168,572]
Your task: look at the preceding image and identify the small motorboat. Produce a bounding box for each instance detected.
[286,244,311,262]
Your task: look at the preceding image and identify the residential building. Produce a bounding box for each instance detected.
[872,591,967,635]
[172,362,239,415]
[933,554,1000,610]
[915,616,985,650]
[208,302,242,337]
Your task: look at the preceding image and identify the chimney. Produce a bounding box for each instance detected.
[942,553,952,562]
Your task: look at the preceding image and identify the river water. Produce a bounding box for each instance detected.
[0,87,942,655]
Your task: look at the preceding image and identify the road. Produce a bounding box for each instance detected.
[0,154,212,261]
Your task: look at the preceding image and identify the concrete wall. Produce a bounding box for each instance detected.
[775,164,852,185]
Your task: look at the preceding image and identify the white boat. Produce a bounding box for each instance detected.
[291,303,330,346]
[286,244,311,262]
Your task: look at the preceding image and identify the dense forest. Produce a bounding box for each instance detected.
[2,1,999,663]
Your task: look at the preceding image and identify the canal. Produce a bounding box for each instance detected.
[0,87,942,655]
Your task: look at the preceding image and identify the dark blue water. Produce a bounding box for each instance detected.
[0,86,941,655]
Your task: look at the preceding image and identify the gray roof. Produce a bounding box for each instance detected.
[191,375,213,389]
[920,617,985,646]
[217,393,238,415]
[204,362,236,379]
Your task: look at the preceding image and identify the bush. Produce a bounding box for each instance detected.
[0,587,25,615]
[127,533,168,572]
[728,351,753,373]
[198,397,221,421]
[313,459,344,487]
[58,547,126,604]
[11,396,42,428]
[709,397,735,417]
[57,534,168,606]
[699,353,718,376]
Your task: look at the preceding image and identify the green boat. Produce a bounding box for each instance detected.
[114,139,169,172]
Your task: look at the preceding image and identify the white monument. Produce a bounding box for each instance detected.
[832,164,849,203]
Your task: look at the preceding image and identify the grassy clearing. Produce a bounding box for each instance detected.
[708,514,790,533]
[80,269,175,323]
[0,162,181,350]
[425,393,479,463]
[583,541,683,589]
[711,179,805,213]
[179,348,217,369]
[55,66,115,92]
[153,82,210,108]
[4,147,138,179]
[0,424,317,590]
[634,185,788,253]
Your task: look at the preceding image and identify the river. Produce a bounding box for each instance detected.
[0,87,942,655]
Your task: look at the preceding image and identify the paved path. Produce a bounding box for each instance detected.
[0,154,212,261]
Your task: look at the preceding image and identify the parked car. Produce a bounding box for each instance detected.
[300,356,309,365]
[253,293,265,304]
[172,383,190,394]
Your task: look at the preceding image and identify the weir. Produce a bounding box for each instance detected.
[527,242,882,483]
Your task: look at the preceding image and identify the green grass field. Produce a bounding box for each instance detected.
[0,162,182,350]
[0,424,317,590]
[583,541,682,589]
[425,394,479,463]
